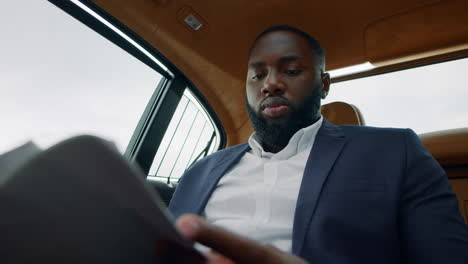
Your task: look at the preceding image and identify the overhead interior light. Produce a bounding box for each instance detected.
[69,0,170,74]
[184,14,203,31]
[328,62,375,78]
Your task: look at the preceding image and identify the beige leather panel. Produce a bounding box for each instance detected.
[366,0,468,66]
[420,128,468,167]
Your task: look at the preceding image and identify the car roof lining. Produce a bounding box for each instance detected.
[92,0,468,145]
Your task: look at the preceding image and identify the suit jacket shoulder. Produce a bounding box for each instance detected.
[168,143,250,218]
[187,143,250,172]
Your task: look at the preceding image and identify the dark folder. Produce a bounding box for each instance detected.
[0,136,205,263]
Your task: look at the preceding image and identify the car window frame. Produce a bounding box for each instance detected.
[49,0,226,175]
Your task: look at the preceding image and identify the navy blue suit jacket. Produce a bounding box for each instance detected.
[169,119,468,263]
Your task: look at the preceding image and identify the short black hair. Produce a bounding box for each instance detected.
[250,25,325,71]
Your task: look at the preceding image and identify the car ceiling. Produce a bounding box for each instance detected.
[92,0,468,145]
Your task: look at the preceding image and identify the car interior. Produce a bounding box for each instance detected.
[85,0,468,222]
[3,0,468,224]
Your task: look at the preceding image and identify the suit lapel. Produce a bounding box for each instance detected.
[192,144,250,215]
[292,119,346,254]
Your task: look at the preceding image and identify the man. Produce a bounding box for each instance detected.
[169,25,468,263]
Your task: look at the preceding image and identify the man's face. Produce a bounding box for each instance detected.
[246,30,325,148]
[246,30,323,124]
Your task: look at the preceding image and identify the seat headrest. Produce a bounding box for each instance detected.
[420,128,468,168]
[321,101,365,126]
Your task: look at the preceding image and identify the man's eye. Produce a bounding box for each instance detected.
[285,69,301,75]
[252,73,265,80]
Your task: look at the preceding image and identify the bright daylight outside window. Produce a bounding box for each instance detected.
[323,58,468,134]
[148,89,220,183]
[0,1,162,154]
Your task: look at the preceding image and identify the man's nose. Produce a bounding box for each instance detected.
[261,71,285,95]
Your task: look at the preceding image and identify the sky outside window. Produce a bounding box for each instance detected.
[0,0,162,153]
[323,58,468,134]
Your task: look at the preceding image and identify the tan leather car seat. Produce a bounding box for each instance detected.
[420,128,468,224]
[321,101,365,126]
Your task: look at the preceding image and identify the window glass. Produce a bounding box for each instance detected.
[323,58,468,133]
[148,89,220,183]
[0,0,162,153]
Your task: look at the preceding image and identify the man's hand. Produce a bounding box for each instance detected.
[175,214,308,264]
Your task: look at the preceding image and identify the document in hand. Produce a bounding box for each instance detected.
[0,136,205,264]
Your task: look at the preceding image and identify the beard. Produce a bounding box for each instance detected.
[246,85,322,151]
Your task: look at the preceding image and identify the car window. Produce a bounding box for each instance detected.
[148,88,221,183]
[0,0,162,153]
[323,57,468,133]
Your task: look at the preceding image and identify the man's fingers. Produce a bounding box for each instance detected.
[176,214,273,263]
[175,214,203,240]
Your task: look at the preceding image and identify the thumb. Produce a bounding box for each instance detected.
[175,214,205,240]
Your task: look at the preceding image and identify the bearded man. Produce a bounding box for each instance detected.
[170,25,468,264]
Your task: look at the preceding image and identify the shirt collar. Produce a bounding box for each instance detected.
[248,116,323,160]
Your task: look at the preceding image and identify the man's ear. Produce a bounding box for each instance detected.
[320,72,330,99]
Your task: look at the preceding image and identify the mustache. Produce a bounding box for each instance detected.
[260,96,290,110]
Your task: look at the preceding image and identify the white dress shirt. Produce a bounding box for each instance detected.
[203,116,323,252]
